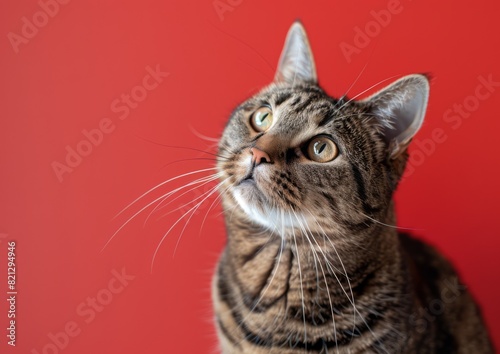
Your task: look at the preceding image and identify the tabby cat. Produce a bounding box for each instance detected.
[212,22,493,353]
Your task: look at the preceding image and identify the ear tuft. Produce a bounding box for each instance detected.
[363,74,430,158]
[274,21,317,85]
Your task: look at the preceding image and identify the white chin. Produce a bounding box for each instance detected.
[232,187,304,231]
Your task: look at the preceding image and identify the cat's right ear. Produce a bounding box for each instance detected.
[274,21,317,86]
[362,74,430,158]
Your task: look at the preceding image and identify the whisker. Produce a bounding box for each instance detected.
[342,198,423,231]
[336,60,371,108]
[336,74,401,111]
[188,124,220,143]
[207,20,275,73]
[160,157,218,170]
[102,171,219,252]
[290,211,340,353]
[172,181,226,256]
[146,174,221,223]
[292,210,339,353]
[303,211,358,341]
[113,167,218,220]
[217,143,241,157]
[150,179,228,272]
[305,211,389,354]
[134,135,232,160]
[359,211,423,231]
[198,182,232,235]
[290,212,307,345]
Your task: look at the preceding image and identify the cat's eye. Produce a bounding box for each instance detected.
[250,107,273,132]
[306,136,338,163]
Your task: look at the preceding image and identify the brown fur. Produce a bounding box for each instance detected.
[211,23,493,353]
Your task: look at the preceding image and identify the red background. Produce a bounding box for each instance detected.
[1,0,499,353]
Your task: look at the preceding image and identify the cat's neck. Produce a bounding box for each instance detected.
[222,201,402,289]
[219,202,406,330]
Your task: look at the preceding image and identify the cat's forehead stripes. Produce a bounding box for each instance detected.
[271,95,334,142]
[266,88,344,124]
[273,91,293,106]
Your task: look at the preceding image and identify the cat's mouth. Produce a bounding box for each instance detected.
[237,160,260,186]
[240,170,255,184]
[233,166,269,204]
[229,164,312,231]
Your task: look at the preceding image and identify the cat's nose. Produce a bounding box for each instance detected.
[250,147,272,165]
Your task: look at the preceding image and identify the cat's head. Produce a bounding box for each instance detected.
[217,22,429,235]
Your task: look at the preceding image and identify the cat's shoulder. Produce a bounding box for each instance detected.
[398,232,458,281]
[397,235,494,352]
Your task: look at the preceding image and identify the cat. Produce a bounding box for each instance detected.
[212,21,494,353]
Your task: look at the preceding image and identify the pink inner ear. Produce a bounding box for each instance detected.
[364,75,430,157]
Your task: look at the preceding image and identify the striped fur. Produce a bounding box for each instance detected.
[212,23,493,353]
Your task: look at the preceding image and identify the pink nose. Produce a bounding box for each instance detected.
[250,147,272,165]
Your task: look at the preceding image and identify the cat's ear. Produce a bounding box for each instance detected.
[274,21,317,85]
[363,74,430,158]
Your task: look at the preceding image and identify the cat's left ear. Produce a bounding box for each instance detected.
[362,74,430,158]
[274,21,317,85]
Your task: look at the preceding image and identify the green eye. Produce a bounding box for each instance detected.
[250,107,273,132]
[307,136,338,163]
